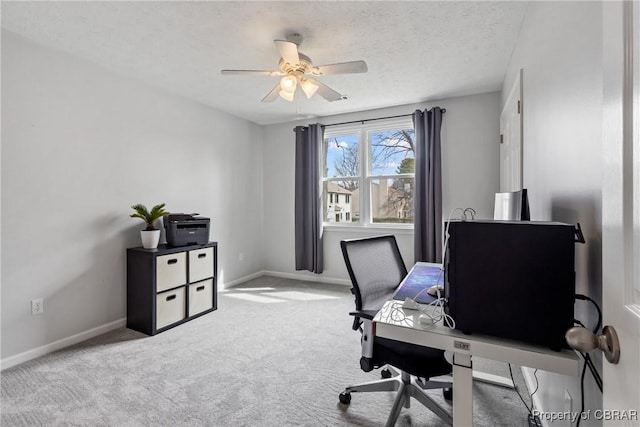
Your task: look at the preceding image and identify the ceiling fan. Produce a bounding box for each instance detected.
[221,33,367,103]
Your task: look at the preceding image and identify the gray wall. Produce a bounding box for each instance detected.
[1,30,501,367]
[262,92,501,282]
[1,32,265,361]
[501,2,603,423]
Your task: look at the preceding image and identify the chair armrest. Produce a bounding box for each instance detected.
[349,310,378,321]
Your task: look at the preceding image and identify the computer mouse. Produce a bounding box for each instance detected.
[427,285,444,297]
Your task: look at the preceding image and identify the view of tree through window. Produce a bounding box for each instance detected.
[322,120,415,226]
[369,129,415,223]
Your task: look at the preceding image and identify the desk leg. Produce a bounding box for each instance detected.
[453,353,473,427]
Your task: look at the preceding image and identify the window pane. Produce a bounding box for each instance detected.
[370,129,415,176]
[323,180,359,223]
[324,135,359,178]
[371,178,414,224]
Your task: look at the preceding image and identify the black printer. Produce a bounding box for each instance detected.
[164,213,210,247]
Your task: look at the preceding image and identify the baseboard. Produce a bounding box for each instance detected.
[261,270,351,286]
[218,270,265,290]
[522,366,548,427]
[220,269,350,289]
[1,318,126,371]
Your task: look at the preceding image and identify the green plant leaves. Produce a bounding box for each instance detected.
[130,203,169,230]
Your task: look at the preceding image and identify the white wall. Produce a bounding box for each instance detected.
[262,92,501,283]
[1,31,264,363]
[502,2,603,424]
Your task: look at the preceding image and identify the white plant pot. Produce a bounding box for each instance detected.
[140,229,161,249]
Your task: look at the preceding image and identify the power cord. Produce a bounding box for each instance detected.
[508,364,545,427]
[441,207,477,261]
[394,296,456,329]
[508,363,532,414]
[574,293,602,333]
[574,354,604,427]
[577,356,588,427]
[572,295,605,426]
[462,207,476,220]
[573,320,603,392]
[419,298,456,328]
[530,369,540,403]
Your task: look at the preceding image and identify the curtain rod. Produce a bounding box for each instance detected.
[292,108,446,131]
[321,108,446,129]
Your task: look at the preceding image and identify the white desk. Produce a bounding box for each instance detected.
[374,300,580,426]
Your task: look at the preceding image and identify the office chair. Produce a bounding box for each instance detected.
[338,235,453,426]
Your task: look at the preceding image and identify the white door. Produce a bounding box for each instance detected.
[500,69,523,192]
[602,2,640,422]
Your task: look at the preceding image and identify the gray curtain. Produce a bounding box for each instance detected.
[413,108,444,263]
[294,124,324,273]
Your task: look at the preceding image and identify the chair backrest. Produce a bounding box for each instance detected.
[341,235,408,312]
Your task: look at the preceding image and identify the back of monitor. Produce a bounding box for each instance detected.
[494,189,530,221]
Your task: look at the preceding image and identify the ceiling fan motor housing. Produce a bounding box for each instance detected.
[286,33,304,46]
[279,53,314,76]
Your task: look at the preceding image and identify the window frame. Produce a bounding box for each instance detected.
[322,117,415,229]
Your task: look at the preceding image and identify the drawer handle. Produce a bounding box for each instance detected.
[196,285,205,292]
[198,253,207,259]
[167,259,178,265]
[166,294,177,302]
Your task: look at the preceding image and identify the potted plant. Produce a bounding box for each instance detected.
[130,203,169,249]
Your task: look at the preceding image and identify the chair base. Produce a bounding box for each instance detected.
[340,368,452,427]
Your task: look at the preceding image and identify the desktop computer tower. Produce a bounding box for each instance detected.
[444,220,576,350]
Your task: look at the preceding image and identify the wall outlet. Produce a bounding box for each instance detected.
[564,389,572,413]
[31,298,44,315]
[238,252,245,261]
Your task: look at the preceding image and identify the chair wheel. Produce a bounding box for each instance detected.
[381,368,392,379]
[339,391,352,405]
[443,387,453,401]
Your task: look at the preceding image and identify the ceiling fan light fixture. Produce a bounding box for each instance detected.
[301,79,319,99]
[278,89,295,102]
[280,75,297,92]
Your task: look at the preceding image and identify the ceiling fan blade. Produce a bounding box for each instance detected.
[314,80,344,102]
[312,60,368,76]
[261,84,281,103]
[274,40,300,65]
[221,69,284,76]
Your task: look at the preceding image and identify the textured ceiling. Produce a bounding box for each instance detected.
[1,1,528,125]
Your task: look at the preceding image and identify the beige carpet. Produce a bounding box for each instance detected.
[1,276,531,426]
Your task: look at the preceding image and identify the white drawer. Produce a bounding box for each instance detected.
[189,247,214,282]
[156,252,186,292]
[156,287,185,329]
[188,279,213,317]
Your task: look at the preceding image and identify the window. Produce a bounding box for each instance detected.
[322,118,415,226]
